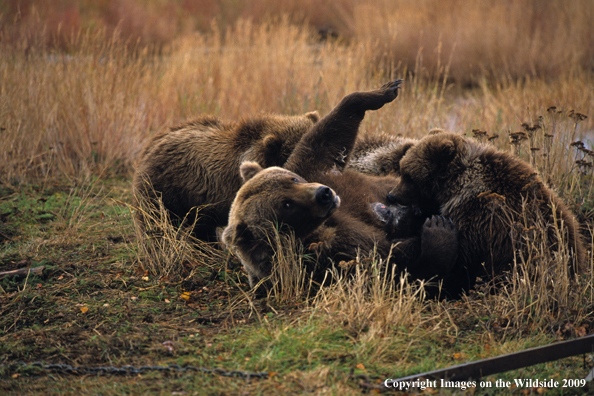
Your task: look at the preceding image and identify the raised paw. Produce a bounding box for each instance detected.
[355,79,403,112]
[379,79,403,101]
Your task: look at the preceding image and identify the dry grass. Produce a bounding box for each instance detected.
[3,0,593,82]
[132,182,225,280]
[461,201,594,337]
[313,255,428,339]
[0,29,166,182]
[3,4,594,389]
[260,228,317,304]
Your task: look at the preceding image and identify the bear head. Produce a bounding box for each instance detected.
[388,132,468,213]
[222,161,340,286]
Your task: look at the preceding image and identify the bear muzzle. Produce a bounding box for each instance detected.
[314,186,340,217]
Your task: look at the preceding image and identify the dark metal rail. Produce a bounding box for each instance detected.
[390,334,594,383]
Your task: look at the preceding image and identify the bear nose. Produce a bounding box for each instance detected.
[387,192,398,204]
[315,186,333,206]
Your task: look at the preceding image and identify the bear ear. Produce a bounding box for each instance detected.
[396,142,415,159]
[305,111,320,123]
[390,142,415,173]
[261,135,284,166]
[240,161,264,182]
[432,138,457,165]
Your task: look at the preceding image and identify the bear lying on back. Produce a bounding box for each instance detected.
[133,111,319,242]
[223,81,460,288]
[387,131,586,297]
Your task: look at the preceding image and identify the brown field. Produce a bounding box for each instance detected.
[2,1,594,394]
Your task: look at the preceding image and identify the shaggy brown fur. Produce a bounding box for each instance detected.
[350,133,417,176]
[388,132,586,296]
[133,112,319,241]
[223,81,459,288]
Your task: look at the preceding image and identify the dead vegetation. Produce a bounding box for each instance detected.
[2,2,594,394]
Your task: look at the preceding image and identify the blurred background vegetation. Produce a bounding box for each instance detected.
[3,0,593,82]
[1,0,593,182]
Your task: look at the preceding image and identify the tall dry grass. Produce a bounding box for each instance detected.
[2,17,593,183]
[132,182,226,280]
[0,29,167,182]
[1,19,368,182]
[3,0,593,82]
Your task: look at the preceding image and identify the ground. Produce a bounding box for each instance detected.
[1,178,593,395]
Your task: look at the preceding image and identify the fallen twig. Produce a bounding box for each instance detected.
[0,266,45,280]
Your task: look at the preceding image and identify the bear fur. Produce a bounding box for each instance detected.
[350,133,417,176]
[349,129,445,177]
[222,81,459,288]
[387,131,587,296]
[133,111,319,242]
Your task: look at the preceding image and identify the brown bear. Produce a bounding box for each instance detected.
[350,133,417,176]
[349,129,445,177]
[133,111,319,242]
[387,131,587,297]
[222,80,459,288]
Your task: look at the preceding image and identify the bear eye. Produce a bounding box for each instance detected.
[291,177,300,184]
[283,200,293,209]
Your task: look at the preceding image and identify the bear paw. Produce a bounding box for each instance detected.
[365,79,403,111]
[420,215,459,276]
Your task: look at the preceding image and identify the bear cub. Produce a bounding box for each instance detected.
[133,112,319,242]
[388,131,586,297]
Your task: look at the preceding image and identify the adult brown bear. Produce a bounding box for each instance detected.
[387,131,586,296]
[133,112,319,242]
[222,81,459,288]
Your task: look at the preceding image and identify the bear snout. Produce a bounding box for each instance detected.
[315,186,333,206]
[387,183,417,206]
[312,185,340,217]
[387,191,402,204]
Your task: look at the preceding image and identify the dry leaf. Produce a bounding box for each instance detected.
[576,326,587,337]
[356,363,366,370]
[80,306,89,314]
[162,341,175,353]
[180,292,190,301]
